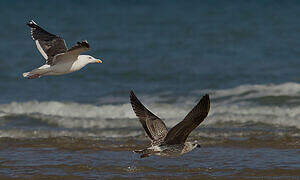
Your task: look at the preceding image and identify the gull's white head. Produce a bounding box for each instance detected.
[80,55,103,64]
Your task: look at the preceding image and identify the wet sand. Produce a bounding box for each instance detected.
[0,136,299,179]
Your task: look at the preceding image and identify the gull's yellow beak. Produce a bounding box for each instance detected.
[97,59,103,63]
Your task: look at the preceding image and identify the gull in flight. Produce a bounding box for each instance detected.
[23,20,102,79]
[130,91,210,158]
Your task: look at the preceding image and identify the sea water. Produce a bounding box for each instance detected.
[0,0,299,178]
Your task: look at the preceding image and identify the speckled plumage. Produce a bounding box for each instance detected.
[130,91,210,158]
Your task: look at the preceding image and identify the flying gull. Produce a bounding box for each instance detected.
[130,91,210,158]
[23,20,103,79]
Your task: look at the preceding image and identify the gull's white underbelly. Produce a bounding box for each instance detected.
[148,145,167,151]
[147,144,195,157]
[47,61,86,75]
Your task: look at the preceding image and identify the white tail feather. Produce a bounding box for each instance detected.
[22,72,31,78]
[22,65,51,79]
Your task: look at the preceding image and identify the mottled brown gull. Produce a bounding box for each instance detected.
[130,91,210,158]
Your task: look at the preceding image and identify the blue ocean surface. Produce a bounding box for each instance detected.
[0,0,299,179]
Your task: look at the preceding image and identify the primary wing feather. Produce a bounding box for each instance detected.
[163,94,210,145]
[67,40,90,54]
[27,20,67,65]
[130,91,168,143]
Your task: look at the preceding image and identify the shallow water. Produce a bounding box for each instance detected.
[0,137,299,179]
[0,0,300,179]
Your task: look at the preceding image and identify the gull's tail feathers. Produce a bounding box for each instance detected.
[22,72,30,78]
[23,64,51,79]
[23,71,42,79]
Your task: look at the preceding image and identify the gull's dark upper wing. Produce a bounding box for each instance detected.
[52,41,91,65]
[130,91,168,143]
[27,20,67,65]
[67,40,90,54]
[163,94,210,145]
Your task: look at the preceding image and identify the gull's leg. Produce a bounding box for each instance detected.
[140,153,152,158]
[133,149,146,154]
[28,74,42,79]
[23,64,51,79]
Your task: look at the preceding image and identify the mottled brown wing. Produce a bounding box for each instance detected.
[130,91,168,143]
[163,94,210,145]
[145,117,168,142]
[27,20,67,65]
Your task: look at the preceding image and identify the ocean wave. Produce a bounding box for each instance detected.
[0,126,299,139]
[215,82,300,98]
[0,129,142,138]
[201,82,300,104]
[0,101,135,119]
[0,83,299,132]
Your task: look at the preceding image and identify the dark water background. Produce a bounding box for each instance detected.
[0,0,299,179]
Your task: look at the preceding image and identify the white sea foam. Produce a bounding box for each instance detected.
[0,101,135,119]
[0,129,142,138]
[214,82,300,98]
[202,82,300,104]
[207,105,300,128]
[0,82,299,132]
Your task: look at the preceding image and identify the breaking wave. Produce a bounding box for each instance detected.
[0,82,299,138]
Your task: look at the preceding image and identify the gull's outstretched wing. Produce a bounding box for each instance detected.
[51,41,91,65]
[27,20,67,65]
[163,94,210,145]
[67,40,90,54]
[130,91,168,144]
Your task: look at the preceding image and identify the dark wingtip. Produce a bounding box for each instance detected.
[200,94,210,116]
[27,20,38,28]
[202,94,209,102]
[130,90,136,99]
[204,94,209,101]
[77,41,90,49]
[82,41,90,49]
[129,90,137,107]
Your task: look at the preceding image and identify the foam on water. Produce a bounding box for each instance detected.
[203,82,300,104]
[0,83,299,138]
[0,129,142,138]
[0,101,135,119]
[208,105,299,128]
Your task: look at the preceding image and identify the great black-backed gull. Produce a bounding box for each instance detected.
[23,20,103,79]
[130,91,210,158]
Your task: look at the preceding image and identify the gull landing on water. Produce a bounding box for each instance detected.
[23,20,103,79]
[130,91,210,158]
